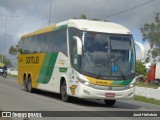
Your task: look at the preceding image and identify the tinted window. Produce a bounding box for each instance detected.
[69,28,81,69]
[20,28,68,56]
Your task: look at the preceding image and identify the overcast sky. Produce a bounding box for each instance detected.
[0,0,160,66]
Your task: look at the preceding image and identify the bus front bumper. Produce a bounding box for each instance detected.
[76,83,135,100]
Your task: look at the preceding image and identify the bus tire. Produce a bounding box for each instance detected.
[60,80,70,102]
[104,100,116,106]
[26,77,33,93]
[23,77,27,90]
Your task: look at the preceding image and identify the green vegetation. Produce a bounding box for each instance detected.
[73,14,109,22]
[8,74,17,78]
[136,61,147,76]
[9,45,18,56]
[141,12,160,62]
[136,81,160,89]
[134,95,160,105]
[0,54,12,67]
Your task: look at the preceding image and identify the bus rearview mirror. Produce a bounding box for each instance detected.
[73,36,82,55]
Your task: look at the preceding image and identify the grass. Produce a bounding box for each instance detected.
[134,95,160,105]
[136,81,160,89]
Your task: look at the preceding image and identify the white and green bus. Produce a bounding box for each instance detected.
[18,19,136,106]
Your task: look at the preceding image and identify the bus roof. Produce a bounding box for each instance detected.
[67,19,131,34]
[21,24,56,38]
[21,19,131,38]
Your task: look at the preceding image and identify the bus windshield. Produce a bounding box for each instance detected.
[71,31,135,79]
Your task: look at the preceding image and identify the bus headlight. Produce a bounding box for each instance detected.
[77,77,95,87]
[126,83,136,89]
[126,78,136,89]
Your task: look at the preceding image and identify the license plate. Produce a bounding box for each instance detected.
[105,93,115,97]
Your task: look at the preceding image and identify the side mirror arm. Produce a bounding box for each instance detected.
[73,36,82,55]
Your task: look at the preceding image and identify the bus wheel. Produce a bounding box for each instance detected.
[60,80,70,102]
[23,77,27,90]
[27,77,33,93]
[104,100,116,106]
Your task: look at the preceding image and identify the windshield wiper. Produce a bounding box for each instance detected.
[96,58,109,79]
[95,65,104,79]
[112,58,127,80]
[117,64,127,80]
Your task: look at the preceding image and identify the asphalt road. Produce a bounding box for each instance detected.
[0,76,159,120]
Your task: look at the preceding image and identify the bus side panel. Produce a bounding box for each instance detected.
[37,52,58,84]
[36,52,70,93]
[18,53,45,88]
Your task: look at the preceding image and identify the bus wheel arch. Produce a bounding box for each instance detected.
[60,77,70,102]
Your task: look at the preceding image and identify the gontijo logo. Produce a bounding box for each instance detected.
[26,56,39,64]
[95,81,108,85]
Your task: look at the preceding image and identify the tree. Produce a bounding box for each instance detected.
[0,54,13,67]
[73,14,87,19]
[9,45,18,56]
[92,18,100,21]
[141,13,160,62]
[80,14,87,19]
[136,60,147,76]
[73,14,109,22]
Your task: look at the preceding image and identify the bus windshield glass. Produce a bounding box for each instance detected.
[78,31,135,78]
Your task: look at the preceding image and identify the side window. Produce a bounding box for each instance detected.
[69,28,81,53]
[48,29,67,56]
[35,35,41,53]
[31,36,38,53]
[48,32,54,52]
[19,39,23,53]
[29,36,34,53]
[23,37,30,53]
[20,28,68,55]
[40,34,47,52]
[69,28,81,69]
[35,34,43,53]
[58,29,67,56]
[72,40,78,68]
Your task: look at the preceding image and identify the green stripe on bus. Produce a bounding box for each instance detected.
[37,52,58,84]
[112,80,123,85]
[54,25,67,31]
[112,79,133,86]
[120,79,133,85]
